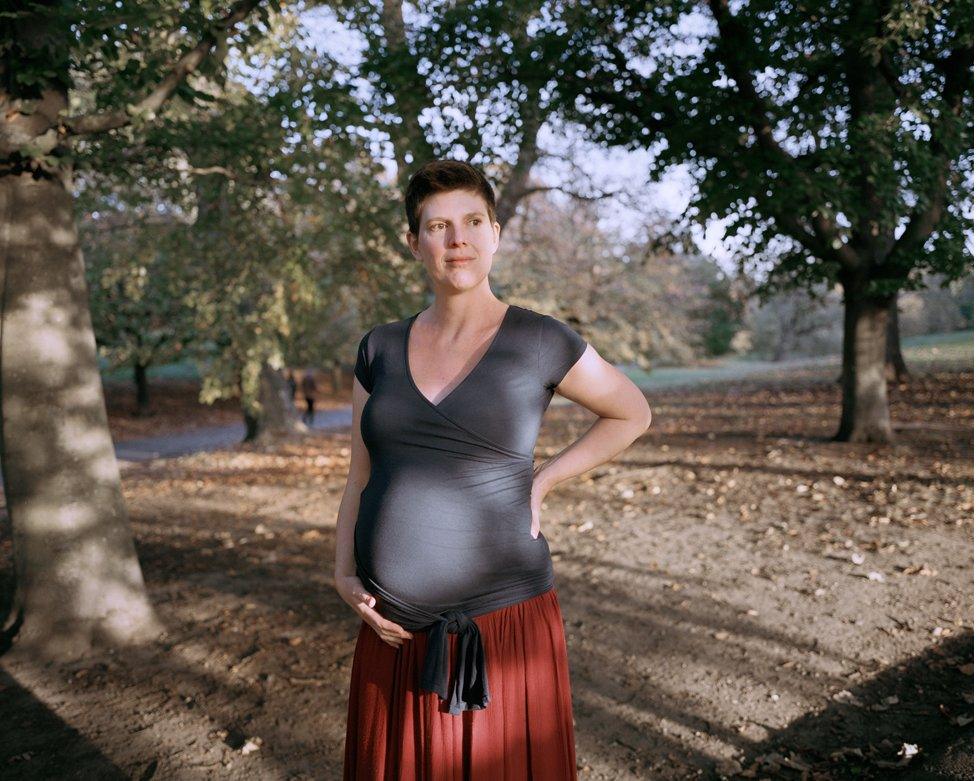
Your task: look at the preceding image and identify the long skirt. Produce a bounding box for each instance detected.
[342,587,578,780]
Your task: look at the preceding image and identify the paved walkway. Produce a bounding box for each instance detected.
[114,408,353,462]
[113,396,580,463]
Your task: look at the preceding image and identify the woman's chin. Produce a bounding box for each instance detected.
[437,270,487,289]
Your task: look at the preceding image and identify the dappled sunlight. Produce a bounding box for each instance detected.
[1,370,969,777]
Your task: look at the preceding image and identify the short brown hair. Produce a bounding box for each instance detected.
[404,159,497,236]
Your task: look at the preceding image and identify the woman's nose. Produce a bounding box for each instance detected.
[447,226,469,245]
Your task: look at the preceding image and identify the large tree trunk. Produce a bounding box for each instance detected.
[835,283,894,443]
[885,293,911,383]
[253,362,306,440]
[0,171,164,659]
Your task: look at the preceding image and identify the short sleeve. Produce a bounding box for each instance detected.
[538,315,587,390]
[354,329,374,393]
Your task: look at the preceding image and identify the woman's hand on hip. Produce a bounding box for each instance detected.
[529,470,553,539]
[334,574,414,648]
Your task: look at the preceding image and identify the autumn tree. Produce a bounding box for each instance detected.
[548,0,973,442]
[75,7,411,441]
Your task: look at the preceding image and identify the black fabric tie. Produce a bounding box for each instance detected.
[354,562,552,716]
[419,609,490,715]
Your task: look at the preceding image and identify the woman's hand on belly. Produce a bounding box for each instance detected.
[335,573,415,648]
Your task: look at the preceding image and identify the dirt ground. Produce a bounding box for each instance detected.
[1,365,972,780]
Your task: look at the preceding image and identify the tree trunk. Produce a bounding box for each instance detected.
[133,361,150,417]
[378,0,437,192]
[885,293,911,383]
[0,172,164,659]
[331,365,344,395]
[494,97,544,231]
[835,283,894,443]
[243,409,259,442]
[254,362,306,439]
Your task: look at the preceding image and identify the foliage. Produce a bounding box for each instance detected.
[79,189,199,374]
[493,191,734,367]
[543,0,974,299]
[70,4,416,414]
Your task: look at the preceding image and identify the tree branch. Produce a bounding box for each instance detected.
[882,42,972,270]
[495,84,545,229]
[706,0,857,270]
[63,0,263,136]
[518,183,621,202]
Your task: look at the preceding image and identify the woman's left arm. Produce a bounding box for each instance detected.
[530,344,652,537]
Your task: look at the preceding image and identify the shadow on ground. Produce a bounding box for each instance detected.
[0,669,129,780]
[728,631,974,780]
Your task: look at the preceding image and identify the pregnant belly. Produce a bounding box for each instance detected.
[354,474,551,607]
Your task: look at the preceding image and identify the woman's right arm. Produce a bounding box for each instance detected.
[333,374,414,648]
[333,375,371,584]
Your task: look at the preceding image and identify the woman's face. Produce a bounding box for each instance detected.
[406,189,501,292]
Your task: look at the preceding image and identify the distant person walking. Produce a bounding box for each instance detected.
[301,369,317,426]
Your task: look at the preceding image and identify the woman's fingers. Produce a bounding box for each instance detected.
[358,605,415,646]
[376,616,414,640]
[338,580,409,647]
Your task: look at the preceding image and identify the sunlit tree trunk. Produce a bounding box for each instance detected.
[0,168,163,658]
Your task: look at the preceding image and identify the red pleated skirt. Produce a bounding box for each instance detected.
[342,587,578,780]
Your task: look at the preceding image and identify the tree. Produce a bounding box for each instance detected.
[328,0,621,234]
[885,294,910,382]
[80,192,199,417]
[549,0,973,442]
[0,0,265,657]
[74,6,411,441]
[493,190,728,367]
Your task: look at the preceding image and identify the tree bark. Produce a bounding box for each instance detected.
[494,96,544,231]
[885,293,911,382]
[0,171,164,659]
[254,362,306,439]
[379,0,437,191]
[133,361,150,417]
[835,281,894,443]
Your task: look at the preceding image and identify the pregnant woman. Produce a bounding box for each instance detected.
[336,159,653,779]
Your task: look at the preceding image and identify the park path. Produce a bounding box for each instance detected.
[114,398,579,462]
[113,408,354,462]
[112,333,971,462]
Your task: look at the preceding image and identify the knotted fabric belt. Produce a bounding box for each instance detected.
[419,609,489,715]
[354,561,554,715]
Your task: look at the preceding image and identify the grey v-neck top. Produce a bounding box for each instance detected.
[352,303,587,714]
